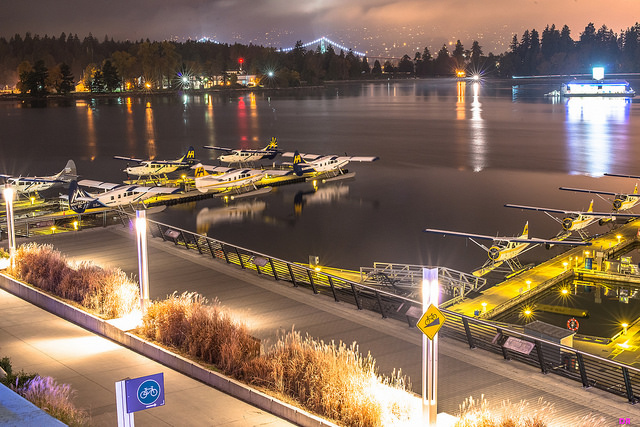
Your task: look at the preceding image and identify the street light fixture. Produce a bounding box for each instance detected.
[135,209,150,313]
[3,185,15,268]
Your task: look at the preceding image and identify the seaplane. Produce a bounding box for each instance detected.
[192,164,290,194]
[0,160,77,196]
[113,147,197,179]
[504,200,640,239]
[425,222,591,277]
[65,180,181,214]
[559,184,640,212]
[203,137,281,164]
[282,150,379,177]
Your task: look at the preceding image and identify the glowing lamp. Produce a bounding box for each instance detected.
[592,67,604,80]
[561,288,569,295]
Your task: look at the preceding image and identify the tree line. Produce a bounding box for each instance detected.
[2,21,639,96]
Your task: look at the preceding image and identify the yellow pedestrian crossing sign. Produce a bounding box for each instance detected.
[417,304,446,340]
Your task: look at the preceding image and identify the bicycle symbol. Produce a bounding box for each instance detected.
[139,386,158,399]
[137,379,161,405]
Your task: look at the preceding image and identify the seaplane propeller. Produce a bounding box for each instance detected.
[562,217,574,230]
[488,246,501,260]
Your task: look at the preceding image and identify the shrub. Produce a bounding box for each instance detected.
[9,243,139,318]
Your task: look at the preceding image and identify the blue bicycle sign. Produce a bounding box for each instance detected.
[125,373,165,413]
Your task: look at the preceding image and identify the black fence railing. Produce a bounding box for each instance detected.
[140,217,639,405]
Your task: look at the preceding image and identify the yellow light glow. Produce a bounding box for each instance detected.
[524,309,532,316]
[73,221,78,230]
[561,288,569,295]
[314,266,321,272]
[622,323,629,328]
[618,340,630,349]
[30,196,35,204]
[481,302,487,307]
[50,226,56,234]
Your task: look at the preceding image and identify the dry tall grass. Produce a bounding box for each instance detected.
[141,292,259,375]
[241,329,418,427]
[9,243,139,318]
[141,292,420,427]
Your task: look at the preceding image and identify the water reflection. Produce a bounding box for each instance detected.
[145,101,157,159]
[565,97,631,175]
[456,81,465,120]
[196,200,266,234]
[470,82,486,172]
[294,182,350,217]
[76,100,97,161]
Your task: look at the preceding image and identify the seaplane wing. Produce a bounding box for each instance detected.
[77,180,122,191]
[281,152,323,161]
[191,164,235,174]
[424,228,500,241]
[204,146,275,155]
[203,146,234,153]
[508,237,590,246]
[113,155,145,163]
[559,187,619,196]
[604,173,640,179]
[504,203,577,215]
[424,228,590,246]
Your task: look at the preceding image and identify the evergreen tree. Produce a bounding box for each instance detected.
[58,63,75,93]
[102,59,120,92]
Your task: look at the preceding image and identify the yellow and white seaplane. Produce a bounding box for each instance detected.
[282,150,379,177]
[113,147,197,179]
[191,164,291,194]
[559,184,640,212]
[424,222,591,277]
[203,137,281,165]
[504,200,640,239]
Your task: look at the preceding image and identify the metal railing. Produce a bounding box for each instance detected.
[135,216,639,405]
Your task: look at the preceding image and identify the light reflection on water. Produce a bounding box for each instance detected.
[1,79,639,273]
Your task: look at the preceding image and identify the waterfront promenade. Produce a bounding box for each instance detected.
[3,225,639,425]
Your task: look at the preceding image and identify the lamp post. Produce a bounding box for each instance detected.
[422,268,439,425]
[3,185,15,268]
[135,209,149,313]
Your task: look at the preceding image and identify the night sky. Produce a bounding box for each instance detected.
[1,0,637,53]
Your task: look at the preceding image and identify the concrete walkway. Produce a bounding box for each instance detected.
[0,288,295,426]
[4,225,640,426]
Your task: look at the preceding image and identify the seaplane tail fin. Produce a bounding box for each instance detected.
[194,166,209,178]
[292,150,310,176]
[56,160,77,180]
[521,221,529,239]
[265,137,278,151]
[68,180,93,213]
[587,199,594,213]
[179,146,197,164]
[634,184,638,195]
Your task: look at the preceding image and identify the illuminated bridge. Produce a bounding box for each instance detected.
[280,36,366,57]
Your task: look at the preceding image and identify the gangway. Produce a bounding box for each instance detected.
[359,262,487,303]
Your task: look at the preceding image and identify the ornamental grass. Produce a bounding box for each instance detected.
[140,292,419,427]
[9,243,139,318]
[2,357,88,426]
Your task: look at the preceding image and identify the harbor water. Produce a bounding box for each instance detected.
[1,78,640,275]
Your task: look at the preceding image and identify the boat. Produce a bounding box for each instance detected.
[561,67,635,97]
[561,80,635,97]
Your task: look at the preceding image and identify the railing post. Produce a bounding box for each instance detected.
[496,329,510,360]
[287,264,298,287]
[221,244,230,264]
[622,367,637,403]
[269,258,279,281]
[462,317,476,349]
[575,353,590,388]
[306,269,318,294]
[159,224,167,241]
[350,283,362,310]
[375,291,387,318]
[206,239,215,259]
[328,276,339,302]
[535,340,548,374]
[236,247,245,269]
[180,230,188,248]
[193,235,203,254]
